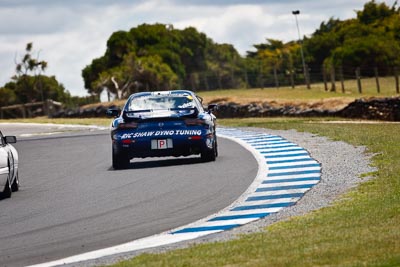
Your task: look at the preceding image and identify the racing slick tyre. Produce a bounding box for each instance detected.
[215,137,218,158]
[11,171,19,192]
[201,139,217,162]
[112,147,130,170]
[1,179,12,199]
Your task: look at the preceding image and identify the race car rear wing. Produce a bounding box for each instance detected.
[123,107,199,120]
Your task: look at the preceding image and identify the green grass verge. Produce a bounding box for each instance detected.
[108,118,400,267]
[198,77,400,104]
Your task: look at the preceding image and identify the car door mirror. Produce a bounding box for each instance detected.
[207,104,218,113]
[5,136,17,144]
[106,108,121,117]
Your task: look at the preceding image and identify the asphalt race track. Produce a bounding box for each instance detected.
[0,130,257,267]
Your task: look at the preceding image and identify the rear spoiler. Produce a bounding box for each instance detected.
[123,107,199,120]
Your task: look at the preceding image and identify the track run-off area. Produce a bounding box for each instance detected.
[0,124,321,267]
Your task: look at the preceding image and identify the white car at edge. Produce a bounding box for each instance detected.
[0,130,19,199]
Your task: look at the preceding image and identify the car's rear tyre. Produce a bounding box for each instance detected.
[1,179,12,199]
[201,138,217,162]
[215,137,218,158]
[1,163,13,199]
[11,171,19,192]
[112,147,130,169]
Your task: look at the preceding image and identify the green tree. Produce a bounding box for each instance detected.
[357,0,397,25]
[304,18,342,66]
[303,0,400,76]
[14,43,48,77]
[248,39,300,88]
[0,43,72,106]
[6,75,67,104]
[105,30,135,68]
[92,53,178,97]
[128,55,178,91]
[206,42,242,89]
[0,87,17,107]
[82,23,245,95]
[12,42,48,103]
[330,2,400,72]
[82,56,108,95]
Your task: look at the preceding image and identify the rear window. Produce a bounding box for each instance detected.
[127,94,196,111]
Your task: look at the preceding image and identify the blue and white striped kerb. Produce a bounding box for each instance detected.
[171,128,321,235]
[30,127,322,267]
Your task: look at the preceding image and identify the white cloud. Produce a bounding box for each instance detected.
[0,0,387,96]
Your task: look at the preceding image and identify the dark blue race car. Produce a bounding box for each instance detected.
[107,90,218,169]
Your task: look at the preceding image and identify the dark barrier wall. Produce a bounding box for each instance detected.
[50,97,400,121]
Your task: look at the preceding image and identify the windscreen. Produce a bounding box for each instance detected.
[127,94,196,111]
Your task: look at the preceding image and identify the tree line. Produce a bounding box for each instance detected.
[1,0,399,108]
[0,43,98,108]
[83,0,400,98]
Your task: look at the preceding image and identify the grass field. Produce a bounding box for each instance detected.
[197,76,399,109]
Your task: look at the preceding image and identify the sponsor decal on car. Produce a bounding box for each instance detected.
[121,130,202,139]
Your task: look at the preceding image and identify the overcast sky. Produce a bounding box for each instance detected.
[0,0,395,96]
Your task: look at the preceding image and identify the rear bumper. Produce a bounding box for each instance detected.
[111,124,216,159]
[113,137,211,158]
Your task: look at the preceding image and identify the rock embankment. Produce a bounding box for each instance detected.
[213,97,400,121]
[338,97,400,121]
[51,97,400,121]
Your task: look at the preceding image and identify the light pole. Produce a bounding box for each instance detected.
[292,10,310,89]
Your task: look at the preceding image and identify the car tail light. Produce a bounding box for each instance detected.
[184,119,207,126]
[117,122,138,129]
[188,135,202,140]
